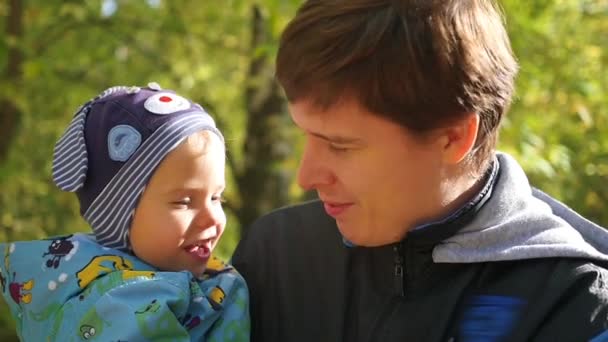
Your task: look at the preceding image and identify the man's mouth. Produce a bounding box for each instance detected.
[322,201,354,217]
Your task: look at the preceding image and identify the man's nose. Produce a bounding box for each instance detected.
[297,140,335,191]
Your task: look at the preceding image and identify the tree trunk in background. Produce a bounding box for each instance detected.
[235,5,292,235]
[0,0,24,164]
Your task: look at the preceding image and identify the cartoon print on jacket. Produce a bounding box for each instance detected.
[135,299,188,340]
[76,255,134,289]
[43,235,78,269]
[179,313,201,331]
[208,286,226,311]
[30,302,73,342]
[77,269,155,302]
[207,290,250,342]
[78,306,111,340]
[4,243,35,304]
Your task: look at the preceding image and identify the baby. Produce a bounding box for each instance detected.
[0,83,249,341]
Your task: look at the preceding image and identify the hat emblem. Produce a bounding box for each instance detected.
[107,125,142,162]
[144,92,191,115]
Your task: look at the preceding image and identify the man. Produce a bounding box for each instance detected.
[232,1,608,341]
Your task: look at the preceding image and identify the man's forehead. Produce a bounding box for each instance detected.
[288,101,365,140]
[289,96,366,121]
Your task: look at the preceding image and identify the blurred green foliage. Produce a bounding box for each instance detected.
[0,0,606,339]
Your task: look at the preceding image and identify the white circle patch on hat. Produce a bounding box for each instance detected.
[144,92,191,115]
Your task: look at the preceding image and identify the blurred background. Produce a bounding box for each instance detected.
[0,0,606,340]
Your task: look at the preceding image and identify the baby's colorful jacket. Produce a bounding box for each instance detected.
[0,233,249,341]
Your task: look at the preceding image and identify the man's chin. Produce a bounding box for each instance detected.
[337,224,367,247]
[337,223,399,247]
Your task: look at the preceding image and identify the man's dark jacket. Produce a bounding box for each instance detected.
[232,154,608,342]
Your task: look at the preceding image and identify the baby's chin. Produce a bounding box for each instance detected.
[143,259,208,278]
[189,266,207,279]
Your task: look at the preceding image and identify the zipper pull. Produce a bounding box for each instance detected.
[393,244,405,297]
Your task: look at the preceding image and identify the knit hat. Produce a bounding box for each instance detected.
[52,83,223,250]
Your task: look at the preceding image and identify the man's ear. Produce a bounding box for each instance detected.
[439,113,479,165]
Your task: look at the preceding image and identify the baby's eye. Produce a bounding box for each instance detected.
[211,195,225,203]
[172,198,192,206]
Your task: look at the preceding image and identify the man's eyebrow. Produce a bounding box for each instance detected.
[309,131,361,144]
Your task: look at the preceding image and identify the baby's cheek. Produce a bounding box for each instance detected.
[216,225,226,242]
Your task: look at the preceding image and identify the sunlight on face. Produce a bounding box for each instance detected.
[129,131,226,277]
[290,99,446,246]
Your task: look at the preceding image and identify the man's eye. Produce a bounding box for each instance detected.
[328,144,349,153]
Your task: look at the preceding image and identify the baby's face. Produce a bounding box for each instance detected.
[129,132,226,277]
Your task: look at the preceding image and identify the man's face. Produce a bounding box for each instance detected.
[290,98,446,247]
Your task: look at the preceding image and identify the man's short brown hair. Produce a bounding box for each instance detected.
[276,0,518,174]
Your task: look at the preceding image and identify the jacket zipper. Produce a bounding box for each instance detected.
[366,243,407,342]
[393,243,405,297]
